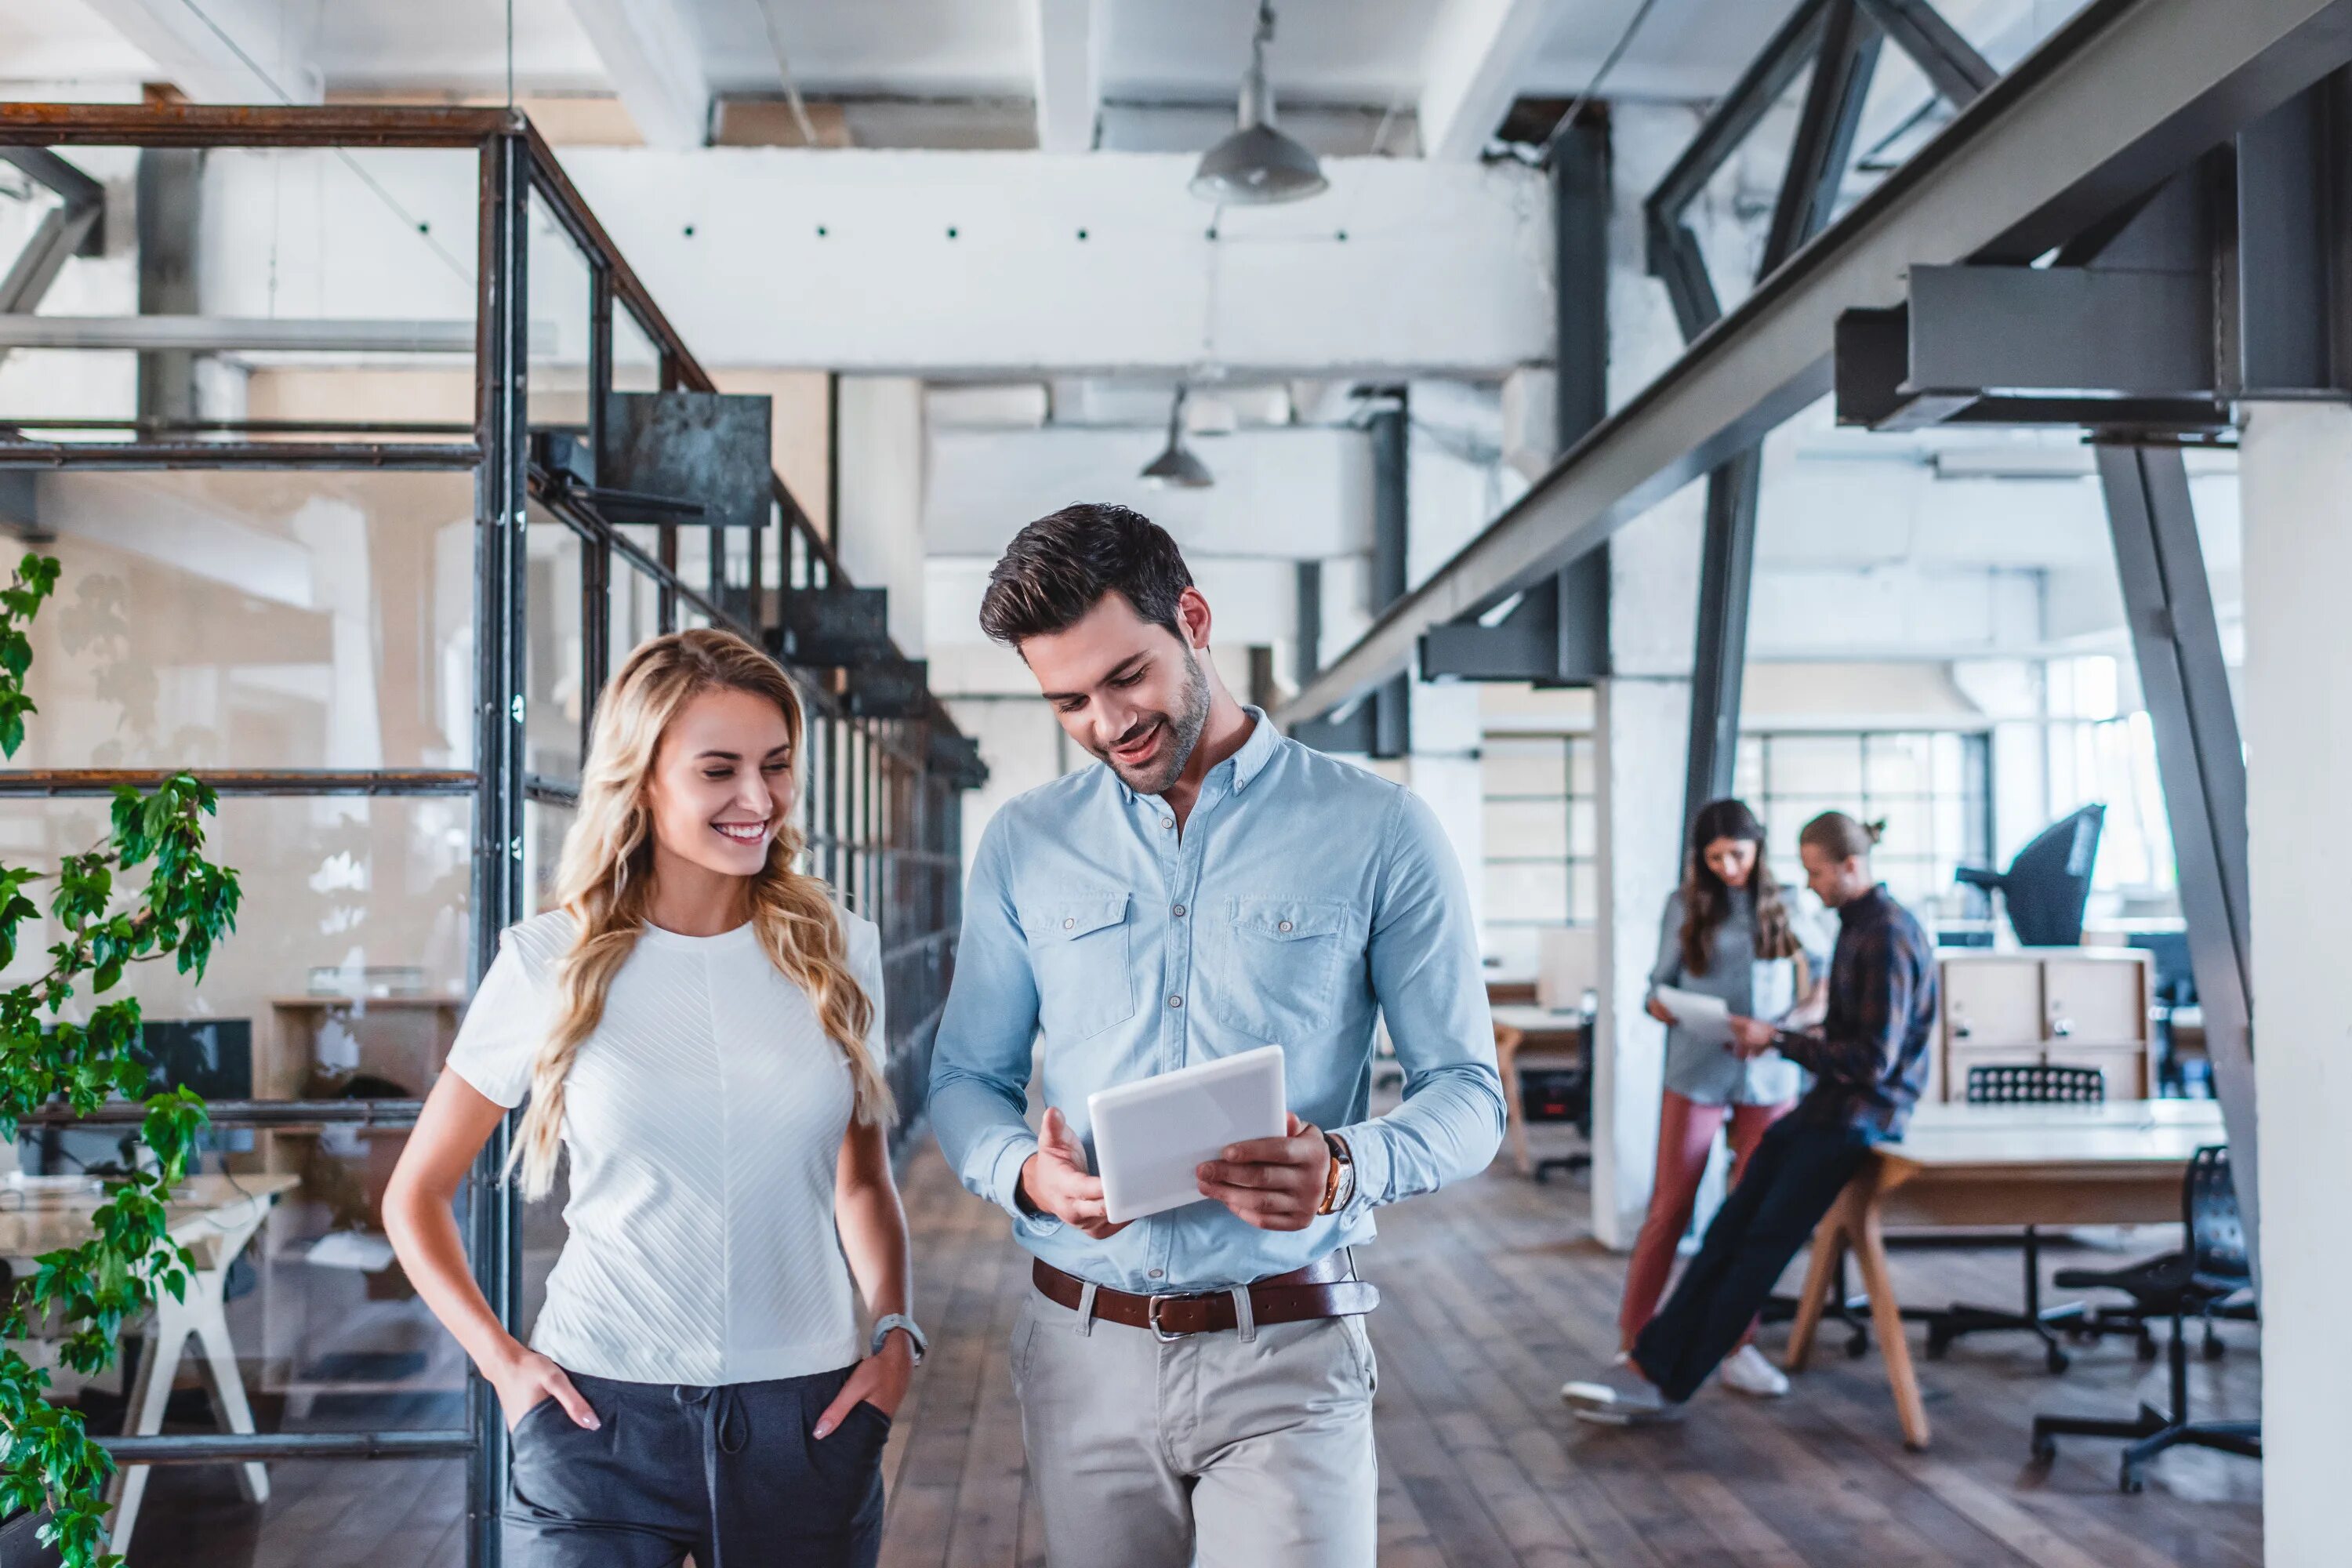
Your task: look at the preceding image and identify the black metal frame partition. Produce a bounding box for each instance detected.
[0,102,975,1565]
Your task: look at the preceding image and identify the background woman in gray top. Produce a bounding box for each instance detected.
[1618,799,1828,1398]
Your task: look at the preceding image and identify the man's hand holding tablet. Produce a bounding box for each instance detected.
[1016,1107,1130,1239]
[1194,1113,1332,1233]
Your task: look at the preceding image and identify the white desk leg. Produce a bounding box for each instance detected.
[191,1273,269,1503]
[105,1320,186,1557]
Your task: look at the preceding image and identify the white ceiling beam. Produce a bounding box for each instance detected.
[82,0,321,104]
[1418,0,1567,161]
[1029,0,1102,153]
[192,147,1553,377]
[567,0,712,151]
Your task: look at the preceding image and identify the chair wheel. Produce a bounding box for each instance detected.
[2045,1345,2071,1374]
[2031,1434,2056,1464]
[1926,1335,1950,1362]
[2136,1334,2159,1362]
[1845,1331,1869,1359]
[2202,1336,2225,1362]
[2121,1465,2144,1494]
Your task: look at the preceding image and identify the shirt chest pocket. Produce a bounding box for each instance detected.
[1022,895,1139,1041]
[1203,898,1351,1044]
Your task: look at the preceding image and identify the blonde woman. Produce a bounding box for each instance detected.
[385,628,920,1568]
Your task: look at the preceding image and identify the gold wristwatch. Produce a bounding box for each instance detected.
[1316,1131,1356,1216]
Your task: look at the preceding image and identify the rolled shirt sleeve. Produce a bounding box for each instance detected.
[1332,789,1507,1217]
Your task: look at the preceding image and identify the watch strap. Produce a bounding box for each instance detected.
[871,1312,927,1365]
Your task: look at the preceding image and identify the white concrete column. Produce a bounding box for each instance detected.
[2238,400,2352,1560]
[1590,477,1704,1249]
[835,376,929,656]
[1404,405,1501,946]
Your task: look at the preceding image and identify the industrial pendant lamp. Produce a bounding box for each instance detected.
[1191,1,1327,205]
[1141,388,1214,488]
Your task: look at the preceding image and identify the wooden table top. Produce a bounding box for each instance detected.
[1489,1005,1589,1036]
[1890,1099,2224,1174]
[0,1172,299,1259]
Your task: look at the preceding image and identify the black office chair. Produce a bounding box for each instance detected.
[2030,1144,2261,1493]
[1924,1064,2107,1372]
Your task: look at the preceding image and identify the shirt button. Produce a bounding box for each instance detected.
[1160,816,1174,829]
[1172,903,1186,917]
[1168,994,1183,1009]
[1062,917,1075,930]
[1278,919,1293,933]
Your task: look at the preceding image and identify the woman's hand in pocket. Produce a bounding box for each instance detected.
[491,1345,599,1432]
[815,1334,914,1438]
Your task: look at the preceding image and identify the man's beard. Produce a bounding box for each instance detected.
[1097,646,1212,796]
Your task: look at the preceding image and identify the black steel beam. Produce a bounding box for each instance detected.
[1277,0,2352,728]
[1650,0,1835,223]
[2096,442,2260,1286]
[469,128,531,1568]
[2233,69,2352,396]
[0,768,474,797]
[1767,2,1888,268]
[0,441,481,470]
[0,148,104,322]
[1682,5,1883,839]
[1857,0,2000,105]
[100,1432,473,1464]
[18,1099,423,1127]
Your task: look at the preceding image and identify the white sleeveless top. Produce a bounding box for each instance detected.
[445,909,880,1385]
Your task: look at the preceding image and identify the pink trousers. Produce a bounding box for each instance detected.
[1616,1089,1794,1351]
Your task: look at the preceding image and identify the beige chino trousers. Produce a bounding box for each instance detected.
[1010,1283,1380,1567]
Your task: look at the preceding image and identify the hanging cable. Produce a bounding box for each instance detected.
[750,0,822,147]
[175,0,472,285]
[1549,0,1665,156]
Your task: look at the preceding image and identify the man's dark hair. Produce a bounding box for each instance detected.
[978,503,1195,646]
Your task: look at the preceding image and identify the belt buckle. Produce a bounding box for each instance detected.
[1147,1294,1196,1343]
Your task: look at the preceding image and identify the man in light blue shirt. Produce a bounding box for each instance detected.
[931,503,1504,1567]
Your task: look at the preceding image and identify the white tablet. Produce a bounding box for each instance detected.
[1087,1046,1287,1225]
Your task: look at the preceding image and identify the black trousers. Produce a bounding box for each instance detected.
[503,1363,887,1568]
[1632,1116,1874,1404]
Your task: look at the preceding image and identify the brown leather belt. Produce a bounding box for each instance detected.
[1033,1254,1378,1340]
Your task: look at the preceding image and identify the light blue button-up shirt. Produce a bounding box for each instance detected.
[929,709,1505,1294]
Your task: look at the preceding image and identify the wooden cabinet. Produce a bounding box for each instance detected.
[1933,949,2152,1102]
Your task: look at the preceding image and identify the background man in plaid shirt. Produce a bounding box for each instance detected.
[1563,810,1938,1424]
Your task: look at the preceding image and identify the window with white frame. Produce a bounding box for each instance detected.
[1482,735,1597,972]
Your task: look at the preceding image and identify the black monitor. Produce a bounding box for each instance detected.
[137,1018,254,1100]
[1955,804,2104,947]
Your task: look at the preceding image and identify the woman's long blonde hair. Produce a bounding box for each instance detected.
[507,627,893,1200]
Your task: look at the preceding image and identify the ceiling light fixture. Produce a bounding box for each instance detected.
[1141,388,1214,488]
[1192,1,1327,205]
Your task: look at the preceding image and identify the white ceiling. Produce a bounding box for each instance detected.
[7,1,1806,119]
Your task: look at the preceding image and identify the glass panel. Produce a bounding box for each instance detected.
[1481,739,1567,797]
[1864,733,1931,797]
[0,793,474,1519]
[1567,799,1598,858]
[527,798,576,916]
[0,147,480,446]
[1764,734,1862,794]
[1486,861,1568,924]
[1483,802,1566,859]
[615,302,663,394]
[16,470,474,770]
[527,190,595,430]
[526,507,586,781]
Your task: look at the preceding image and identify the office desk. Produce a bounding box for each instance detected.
[1489,1006,1587,1178]
[1784,1100,2224,1450]
[2,1173,300,1553]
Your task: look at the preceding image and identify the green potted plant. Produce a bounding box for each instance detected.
[0,554,238,1567]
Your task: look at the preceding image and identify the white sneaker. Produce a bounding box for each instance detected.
[1719,1344,1789,1399]
[1561,1367,1683,1425]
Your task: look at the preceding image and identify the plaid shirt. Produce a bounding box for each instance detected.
[1773,886,1938,1142]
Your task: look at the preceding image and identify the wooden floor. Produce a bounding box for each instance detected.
[140,1138,2262,1566]
[873,1139,2262,1568]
